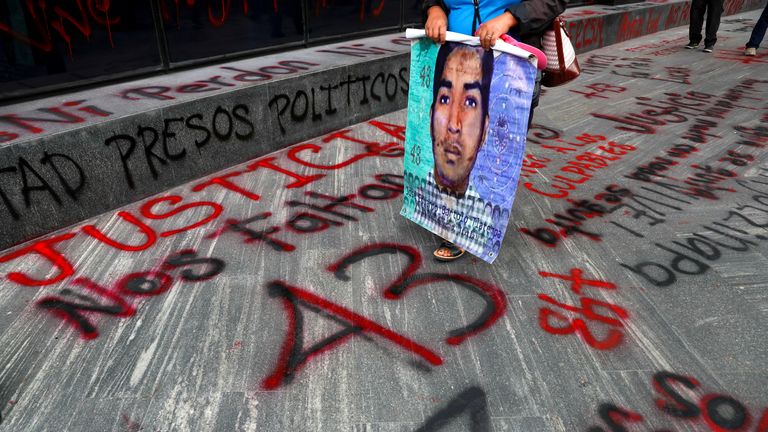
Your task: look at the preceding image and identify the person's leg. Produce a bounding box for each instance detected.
[527,71,542,127]
[746,3,768,49]
[703,0,725,47]
[689,0,707,46]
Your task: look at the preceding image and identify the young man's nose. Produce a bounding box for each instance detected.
[447,100,461,134]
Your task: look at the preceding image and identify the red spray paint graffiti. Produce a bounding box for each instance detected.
[536,268,629,350]
[1,120,407,289]
[261,280,443,390]
[262,242,507,389]
[160,0,388,29]
[587,371,768,432]
[36,249,225,339]
[0,0,120,56]
[1,194,222,287]
[523,133,636,200]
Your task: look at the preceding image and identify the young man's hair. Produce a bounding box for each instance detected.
[431,43,494,121]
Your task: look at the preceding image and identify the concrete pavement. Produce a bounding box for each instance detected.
[0,9,767,431]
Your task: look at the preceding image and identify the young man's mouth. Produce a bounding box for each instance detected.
[443,143,463,160]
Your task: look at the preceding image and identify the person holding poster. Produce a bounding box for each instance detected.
[424,0,566,125]
[404,39,531,263]
[417,0,565,262]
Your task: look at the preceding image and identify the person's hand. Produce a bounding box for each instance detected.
[476,11,517,50]
[425,6,448,44]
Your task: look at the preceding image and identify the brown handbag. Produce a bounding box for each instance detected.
[541,16,581,87]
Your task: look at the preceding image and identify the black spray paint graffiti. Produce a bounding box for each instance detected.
[587,371,768,432]
[520,184,632,247]
[207,174,403,253]
[594,79,765,135]
[261,243,507,390]
[119,60,321,101]
[329,245,505,345]
[268,68,409,135]
[415,386,491,432]
[620,177,768,287]
[37,250,225,339]
[0,153,86,221]
[316,43,402,58]
[522,122,768,247]
[105,104,255,189]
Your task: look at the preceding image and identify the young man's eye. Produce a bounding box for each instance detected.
[464,96,478,108]
[439,95,450,104]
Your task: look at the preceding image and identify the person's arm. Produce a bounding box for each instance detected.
[476,10,517,49]
[505,0,567,37]
[423,0,449,44]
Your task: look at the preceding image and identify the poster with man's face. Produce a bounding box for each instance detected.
[401,38,536,263]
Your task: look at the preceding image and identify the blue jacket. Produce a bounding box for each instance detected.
[422,0,567,48]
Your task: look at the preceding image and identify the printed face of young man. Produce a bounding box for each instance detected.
[431,47,489,196]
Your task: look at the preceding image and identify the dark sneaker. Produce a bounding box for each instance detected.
[703,45,714,53]
[685,42,699,49]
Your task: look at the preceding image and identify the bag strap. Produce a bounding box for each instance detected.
[554,16,566,71]
[472,0,482,35]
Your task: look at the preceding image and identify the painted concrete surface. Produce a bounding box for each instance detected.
[0,10,767,432]
[0,0,764,251]
[0,37,411,250]
[1,0,762,146]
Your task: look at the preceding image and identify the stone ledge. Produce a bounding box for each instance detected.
[0,38,411,249]
[0,0,763,250]
[562,0,765,52]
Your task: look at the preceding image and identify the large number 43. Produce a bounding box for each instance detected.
[262,242,507,389]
